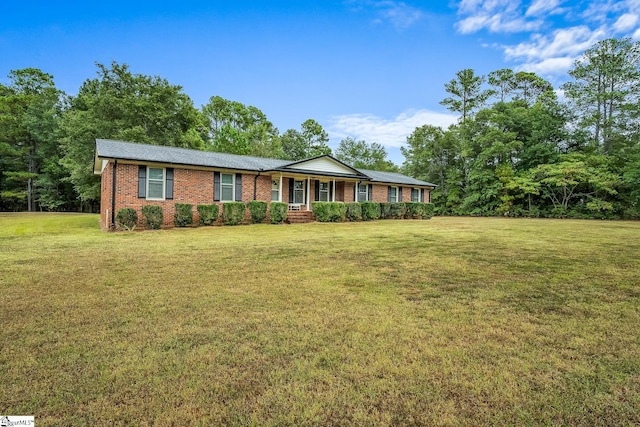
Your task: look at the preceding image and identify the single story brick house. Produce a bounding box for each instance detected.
[94,139,436,229]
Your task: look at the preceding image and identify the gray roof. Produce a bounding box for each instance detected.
[95,139,436,187]
[95,139,290,171]
[357,169,436,187]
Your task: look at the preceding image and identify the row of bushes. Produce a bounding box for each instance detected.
[115,201,434,230]
[312,202,434,222]
[115,202,290,230]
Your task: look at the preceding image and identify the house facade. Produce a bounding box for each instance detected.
[94,139,435,229]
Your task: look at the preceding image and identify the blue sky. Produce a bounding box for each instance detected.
[2,1,639,164]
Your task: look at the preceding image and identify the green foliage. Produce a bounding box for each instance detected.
[247,200,268,224]
[388,202,406,219]
[222,202,246,226]
[197,204,219,225]
[173,203,193,227]
[404,202,420,218]
[202,96,283,158]
[141,205,163,230]
[379,203,391,219]
[335,137,398,171]
[269,202,288,224]
[421,203,435,219]
[312,202,347,222]
[115,207,138,230]
[345,202,362,221]
[59,62,205,204]
[360,202,380,221]
[281,119,331,160]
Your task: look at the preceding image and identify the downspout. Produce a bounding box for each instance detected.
[110,160,117,230]
[253,169,263,200]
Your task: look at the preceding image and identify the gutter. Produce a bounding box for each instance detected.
[253,169,263,200]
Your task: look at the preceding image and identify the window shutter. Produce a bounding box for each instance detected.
[329,182,334,201]
[421,188,425,203]
[367,185,372,202]
[398,187,403,202]
[288,178,294,203]
[314,180,320,201]
[138,166,146,198]
[213,172,220,202]
[165,168,174,200]
[387,186,392,202]
[354,183,357,201]
[235,173,242,202]
[304,179,308,204]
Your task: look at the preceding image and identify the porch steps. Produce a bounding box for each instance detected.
[286,211,314,224]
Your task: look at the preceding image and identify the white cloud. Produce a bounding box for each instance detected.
[526,0,563,17]
[376,1,424,29]
[503,26,606,74]
[613,13,639,32]
[329,110,457,148]
[455,0,547,34]
[346,0,424,30]
[517,56,575,74]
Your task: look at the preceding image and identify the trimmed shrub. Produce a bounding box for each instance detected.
[141,205,163,230]
[360,202,380,221]
[389,202,406,219]
[379,203,392,219]
[312,202,331,222]
[333,203,347,222]
[222,202,246,226]
[247,200,268,224]
[115,207,138,231]
[404,202,420,219]
[270,202,288,224]
[312,202,347,222]
[345,202,362,221]
[174,203,193,227]
[422,203,435,219]
[197,204,219,225]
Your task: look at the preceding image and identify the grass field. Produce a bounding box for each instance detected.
[1,213,639,426]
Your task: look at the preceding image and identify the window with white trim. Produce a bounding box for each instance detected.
[411,188,420,202]
[390,186,398,202]
[271,179,280,201]
[318,181,329,202]
[221,173,235,201]
[358,184,368,202]
[147,167,165,200]
[293,180,305,204]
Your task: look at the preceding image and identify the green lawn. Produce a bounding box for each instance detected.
[1,213,639,426]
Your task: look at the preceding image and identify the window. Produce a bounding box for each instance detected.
[272,179,280,201]
[411,188,420,202]
[358,184,368,202]
[221,173,234,201]
[318,181,329,202]
[389,186,398,202]
[294,180,305,204]
[147,167,165,199]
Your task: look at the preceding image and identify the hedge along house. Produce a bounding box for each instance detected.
[94,139,436,229]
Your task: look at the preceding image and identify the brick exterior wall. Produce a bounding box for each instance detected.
[100,161,433,230]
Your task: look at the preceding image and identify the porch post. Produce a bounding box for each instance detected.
[332,179,336,202]
[355,182,358,202]
[279,175,283,202]
[306,177,311,211]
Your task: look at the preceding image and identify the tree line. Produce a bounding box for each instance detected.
[403,38,640,219]
[0,62,398,212]
[2,37,639,218]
